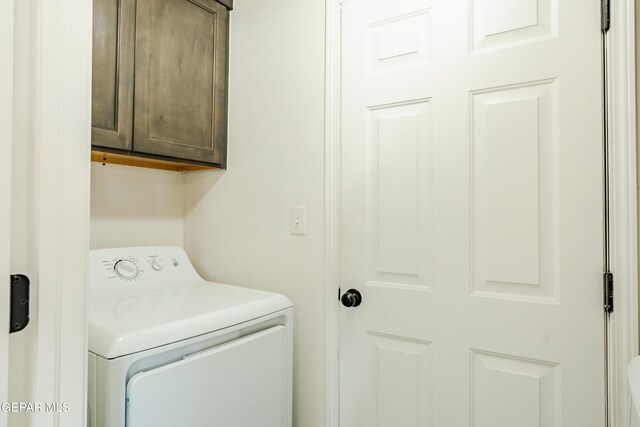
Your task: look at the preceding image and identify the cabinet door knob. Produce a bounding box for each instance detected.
[341,289,362,308]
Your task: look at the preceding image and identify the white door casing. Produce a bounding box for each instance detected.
[339,1,605,426]
[32,0,92,424]
[6,0,92,425]
[607,0,638,423]
[0,0,16,425]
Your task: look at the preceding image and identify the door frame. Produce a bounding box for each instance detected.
[0,0,16,425]
[322,0,638,425]
[607,0,639,424]
[6,0,92,425]
[323,0,341,425]
[30,0,92,423]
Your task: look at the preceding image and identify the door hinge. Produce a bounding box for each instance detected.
[603,271,613,313]
[601,0,610,32]
[10,274,30,333]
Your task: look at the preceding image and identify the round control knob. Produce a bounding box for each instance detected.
[341,289,362,308]
[114,259,139,280]
[151,259,164,271]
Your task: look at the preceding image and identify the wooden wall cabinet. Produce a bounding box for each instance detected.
[92,0,232,170]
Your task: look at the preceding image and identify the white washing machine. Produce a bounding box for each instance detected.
[87,246,293,427]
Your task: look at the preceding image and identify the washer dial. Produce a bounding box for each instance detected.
[151,259,164,271]
[114,259,139,279]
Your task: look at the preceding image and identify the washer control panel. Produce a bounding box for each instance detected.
[90,247,200,289]
[100,256,177,282]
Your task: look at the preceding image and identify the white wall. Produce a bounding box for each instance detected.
[90,163,185,249]
[183,1,326,425]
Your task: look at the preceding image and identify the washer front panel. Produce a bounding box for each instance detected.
[126,326,288,427]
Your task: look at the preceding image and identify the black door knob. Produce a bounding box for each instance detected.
[341,289,362,308]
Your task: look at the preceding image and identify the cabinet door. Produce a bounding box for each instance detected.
[133,0,229,167]
[91,0,135,150]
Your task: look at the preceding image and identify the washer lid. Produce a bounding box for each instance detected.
[89,280,292,359]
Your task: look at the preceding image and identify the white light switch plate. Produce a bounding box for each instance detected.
[291,206,306,235]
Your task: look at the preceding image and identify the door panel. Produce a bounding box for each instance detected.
[339,0,604,426]
[471,80,558,302]
[92,0,135,150]
[133,0,229,165]
[470,349,558,427]
[368,100,432,287]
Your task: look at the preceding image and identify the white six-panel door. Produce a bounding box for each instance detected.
[339,0,604,426]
